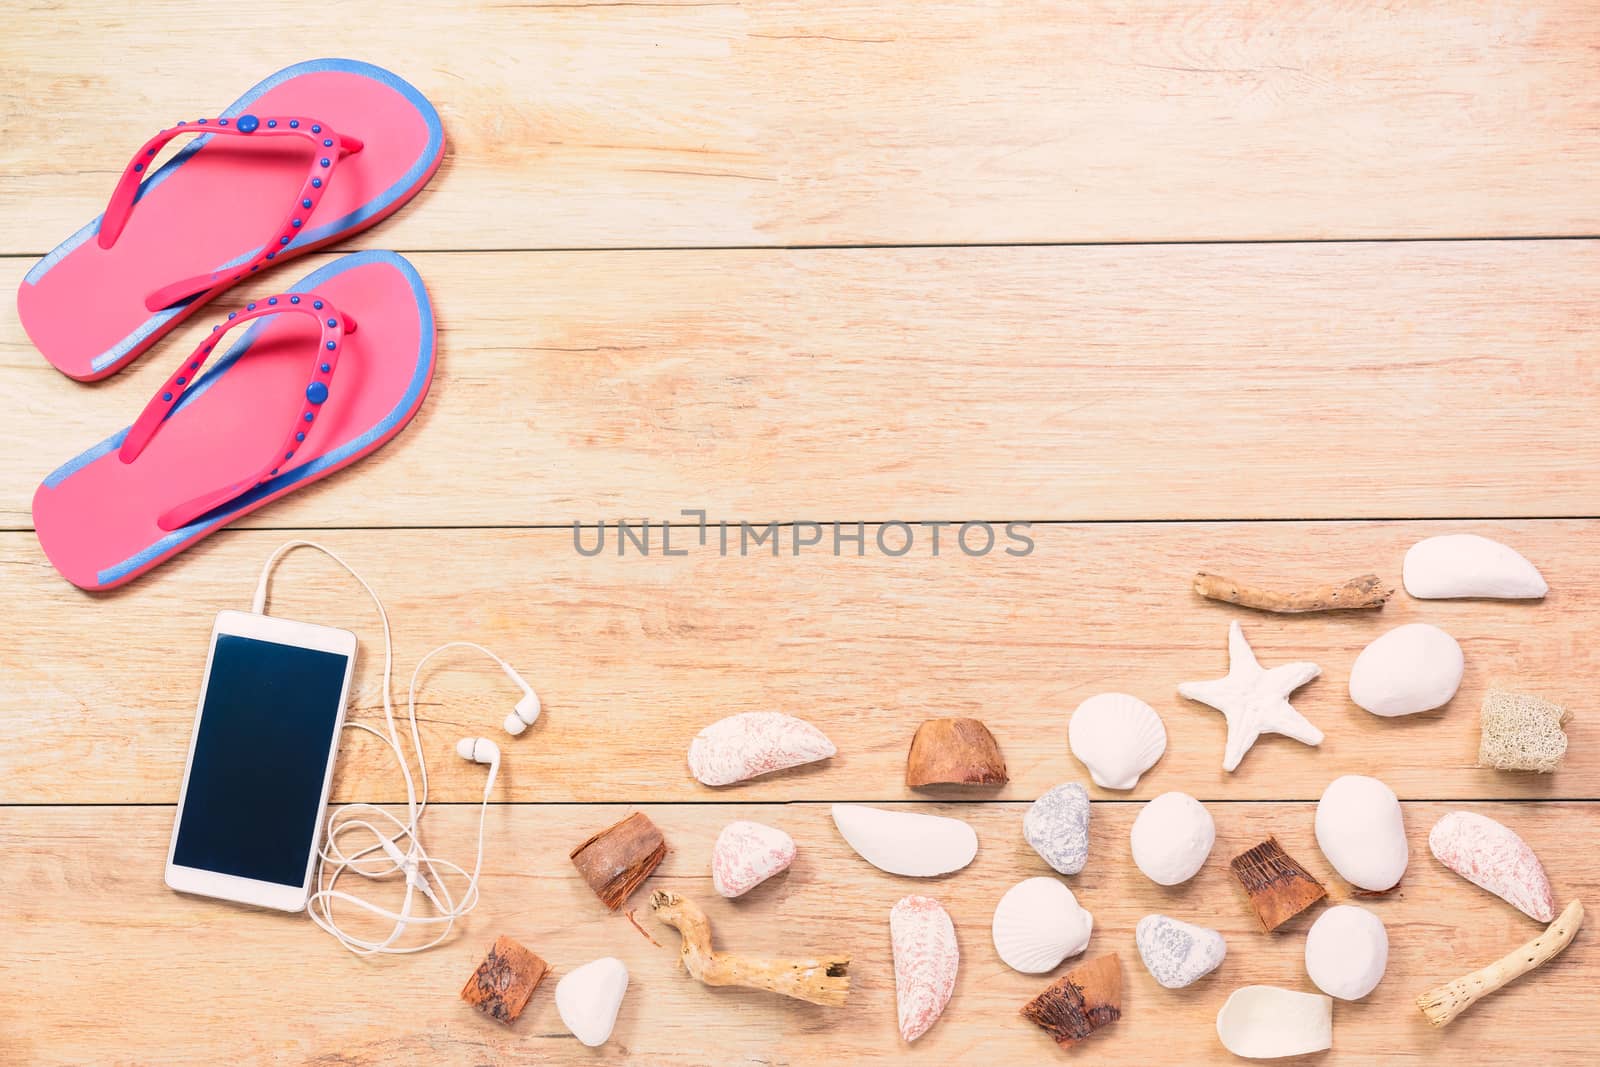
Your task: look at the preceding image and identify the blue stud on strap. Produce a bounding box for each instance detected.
[306,382,330,405]
[326,318,337,328]
[268,297,278,305]
[320,158,330,168]
[304,412,315,422]
[217,118,228,127]
[311,124,322,134]
[313,300,323,310]
[289,119,299,129]
[237,114,260,133]
[326,341,337,350]
[162,392,173,402]
[323,138,334,148]
[320,362,331,373]
[312,178,322,188]
[290,296,300,304]
[296,432,305,442]
[302,198,313,209]
[267,119,278,128]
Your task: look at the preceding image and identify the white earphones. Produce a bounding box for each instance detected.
[250,541,537,956]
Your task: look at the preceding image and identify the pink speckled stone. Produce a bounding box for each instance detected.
[687,712,836,787]
[890,895,958,1043]
[710,821,796,898]
[1429,811,1556,922]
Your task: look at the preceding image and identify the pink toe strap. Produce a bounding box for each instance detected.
[97,113,364,312]
[118,292,357,531]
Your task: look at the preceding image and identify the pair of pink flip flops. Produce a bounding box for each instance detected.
[23,60,445,590]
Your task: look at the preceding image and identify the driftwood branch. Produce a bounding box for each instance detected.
[1417,899,1583,1026]
[1193,572,1393,613]
[650,889,850,1006]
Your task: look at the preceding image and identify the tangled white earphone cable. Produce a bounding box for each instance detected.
[252,540,534,956]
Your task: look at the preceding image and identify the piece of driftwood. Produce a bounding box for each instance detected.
[650,889,851,1006]
[1020,953,1123,1047]
[1417,899,1584,1026]
[570,812,667,910]
[906,717,1009,787]
[460,935,550,1025]
[1193,571,1393,613]
[1230,836,1328,932]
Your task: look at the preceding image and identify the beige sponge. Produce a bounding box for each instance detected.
[1478,688,1570,772]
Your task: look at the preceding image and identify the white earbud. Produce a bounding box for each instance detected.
[502,669,541,737]
[456,736,501,767]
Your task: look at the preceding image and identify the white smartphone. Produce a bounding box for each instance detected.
[165,609,357,912]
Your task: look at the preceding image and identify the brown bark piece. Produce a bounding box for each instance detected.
[1193,571,1392,613]
[570,812,667,910]
[650,889,851,1006]
[1230,836,1328,932]
[1020,953,1122,1048]
[905,717,1009,787]
[460,935,550,1025]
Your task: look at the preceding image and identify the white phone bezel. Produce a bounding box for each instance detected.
[165,609,356,912]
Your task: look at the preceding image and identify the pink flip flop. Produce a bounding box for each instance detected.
[18,59,443,381]
[33,251,434,590]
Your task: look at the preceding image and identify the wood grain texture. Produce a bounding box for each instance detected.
[1,802,1593,1065]
[2,521,1591,805]
[6,239,1600,528]
[3,2,1599,251]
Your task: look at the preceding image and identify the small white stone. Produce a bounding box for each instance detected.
[1404,534,1548,600]
[1135,914,1226,989]
[1315,775,1408,891]
[1130,791,1215,886]
[1304,904,1388,1000]
[1349,623,1464,717]
[555,957,629,1047]
[1023,782,1091,875]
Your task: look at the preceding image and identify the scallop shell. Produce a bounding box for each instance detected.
[1068,693,1167,790]
[991,877,1093,974]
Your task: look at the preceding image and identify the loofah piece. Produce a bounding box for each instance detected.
[1478,688,1570,772]
[460,935,550,1025]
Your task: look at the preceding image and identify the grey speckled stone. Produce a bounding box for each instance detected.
[1135,914,1226,989]
[1023,782,1090,875]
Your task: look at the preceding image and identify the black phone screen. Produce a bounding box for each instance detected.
[172,634,349,887]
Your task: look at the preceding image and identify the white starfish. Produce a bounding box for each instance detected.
[1179,621,1323,772]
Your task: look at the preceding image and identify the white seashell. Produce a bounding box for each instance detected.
[1315,775,1408,891]
[555,957,629,1047]
[687,711,836,786]
[1068,692,1167,790]
[1216,986,1333,1059]
[711,820,796,898]
[1178,621,1322,772]
[991,877,1093,974]
[1429,811,1556,922]
[1135,914,1226,989]
[832,804,977,877]
[1023,782,1091,875]
[891,895,958,1042]
[1130,792,1215,886]
[1304,905,1388,1000]
[1348,623,1464,717]
[1404,533,1548,600]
